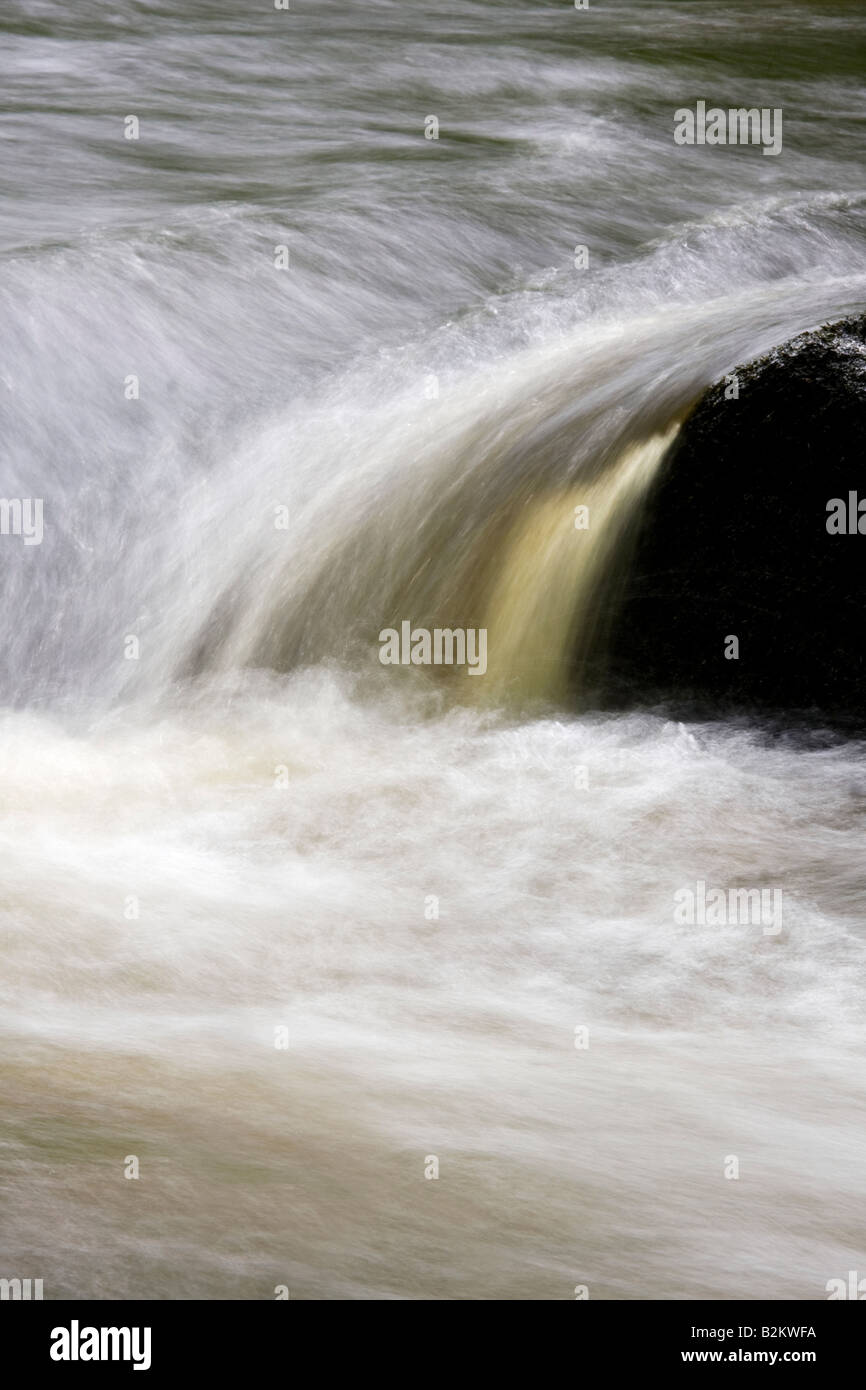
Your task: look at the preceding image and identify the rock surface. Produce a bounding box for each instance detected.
[596,315,866,726]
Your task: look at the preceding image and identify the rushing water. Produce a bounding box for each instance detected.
[1,0,865,1299]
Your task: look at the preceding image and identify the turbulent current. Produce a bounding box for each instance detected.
[1,0,865,1299]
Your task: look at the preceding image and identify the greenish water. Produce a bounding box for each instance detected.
[1,0,865,1300]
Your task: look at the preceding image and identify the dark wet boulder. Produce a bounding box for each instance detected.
[596,314,866,726]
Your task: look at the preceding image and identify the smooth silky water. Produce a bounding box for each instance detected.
[1,0,865,1298]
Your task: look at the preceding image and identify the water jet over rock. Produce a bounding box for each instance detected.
[593,314,866,726]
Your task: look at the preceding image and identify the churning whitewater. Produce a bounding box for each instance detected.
[1,0,866,1299]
